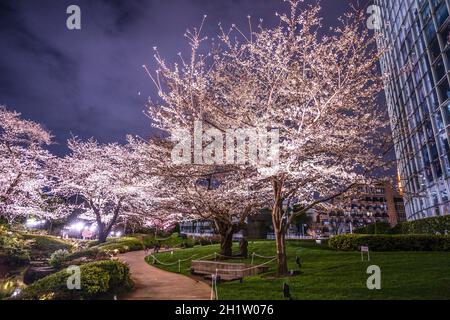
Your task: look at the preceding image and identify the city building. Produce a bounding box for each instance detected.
[180,183,406,239]
[309,183,406,237]
[376,0,450,220]
[179,211,273,240]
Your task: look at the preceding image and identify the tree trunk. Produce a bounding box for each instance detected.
[98,231,108,243]
[274,224,288,275]
[97,222,108,243]
[219,230,233,258]
[92,198,123,244]
[272,179,289,276]
[214,219,234,258]
[273,204,288,275]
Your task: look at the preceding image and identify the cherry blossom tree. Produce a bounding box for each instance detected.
[129,136,268,256]
[0,106,59,223]
[144,1,390,274]
[165,172,268,257]
[55,138,165,243]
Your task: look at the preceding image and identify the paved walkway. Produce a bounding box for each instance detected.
[118,250,211,300]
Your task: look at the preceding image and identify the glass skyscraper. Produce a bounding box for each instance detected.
[376,0,450,220]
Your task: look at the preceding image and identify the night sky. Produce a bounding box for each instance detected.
[0,0,370,155]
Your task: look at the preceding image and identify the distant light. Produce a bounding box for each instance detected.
[115,231,122,238]
[26,219,45,228]
[26,219,37,227]
[70,222,85,232]
[89,224,97,232]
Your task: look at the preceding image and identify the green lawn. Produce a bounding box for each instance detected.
[148,240,450,300]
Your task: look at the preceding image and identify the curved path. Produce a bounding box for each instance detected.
[118,250,211,300]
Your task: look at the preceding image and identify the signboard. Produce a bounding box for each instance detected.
[361,246,370,262]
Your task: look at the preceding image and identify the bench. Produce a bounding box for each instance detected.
[190,260,270,281]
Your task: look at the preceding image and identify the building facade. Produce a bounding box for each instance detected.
[180,183,406,239]
[309,183,406,237]
[376,0,450,220]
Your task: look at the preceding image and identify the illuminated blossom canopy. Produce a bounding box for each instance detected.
[0,106,59,223]
[144,0,390,274]
[55,138,168,242]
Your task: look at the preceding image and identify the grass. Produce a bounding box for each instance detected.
[89,233,196,254]
[21,234,73,257]
[149,240,450,300]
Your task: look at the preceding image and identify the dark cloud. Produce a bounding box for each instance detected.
[0,0,368,155]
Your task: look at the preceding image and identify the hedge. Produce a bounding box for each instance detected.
[91,237,145,253]
[0,226,30,266]
[64,248,101,261]
[17,260,133,300]
[392,215,450,235]
[354,222,392,235]
[22,234,73,253]
[329,234,450,252]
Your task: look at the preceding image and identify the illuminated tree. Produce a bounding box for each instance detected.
[129,136,269,256]
[0,106,58,223]
[145,1,390,274]
[55,138,165,243]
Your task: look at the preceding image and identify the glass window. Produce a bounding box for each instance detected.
[434,57,446,81]
[438,79,450,101]
[434,111,445,131]
[436,3,449,27]
[429,37,441,62]
[421,2,432,23]
[438,131,450,157]
[425,20,437,42]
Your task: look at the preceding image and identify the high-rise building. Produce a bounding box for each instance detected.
[309,182,405,237]
[376,0,450,220]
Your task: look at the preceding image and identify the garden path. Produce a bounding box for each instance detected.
[118,250,210,300]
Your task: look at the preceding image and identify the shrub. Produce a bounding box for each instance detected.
[158,233,196,248]
[194,236,219,246]
[0,277,23,300]
[0,226,30,266]
[92,237,144,254]
[64,248,100,261]
[329,234,450,252]
[354,222,392,235]
[392,215,450,235]
[22,234,72,256]
[87,240,100,248]
[17,260,132,300]
[132,234,157,249]
[49,250,71,268]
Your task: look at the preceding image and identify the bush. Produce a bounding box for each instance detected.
[132,234,157,249]
[157,233,196,248]
[354,222,392,235]
[22,234,72,256]
[0,277,23,300]
[64,248,100,261]
[0,226,30,266]
[92,237,144,254]
[17,260,132,300]
[329,234,450,252]
[49,250,71,268]
[194,236,219,246]
[392,215,450,235]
